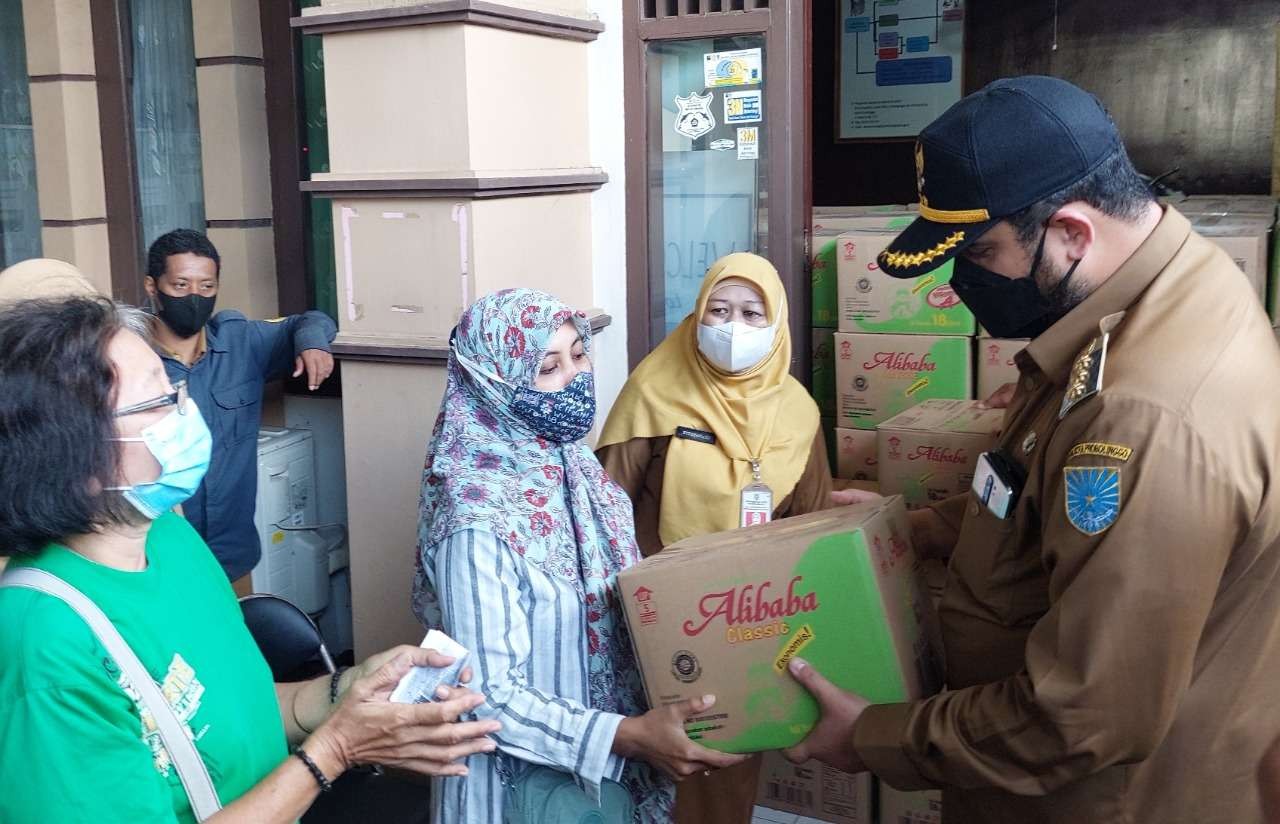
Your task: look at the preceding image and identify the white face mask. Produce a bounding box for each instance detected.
[696,321,777,374]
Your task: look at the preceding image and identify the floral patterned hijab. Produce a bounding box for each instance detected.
[412,288,645,717]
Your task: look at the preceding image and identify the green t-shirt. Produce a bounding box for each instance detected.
[0,513,287,823]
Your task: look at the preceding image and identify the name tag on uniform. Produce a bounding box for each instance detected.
[675,426,716,445]
[740,482,773,528]
[972,451,1020,519]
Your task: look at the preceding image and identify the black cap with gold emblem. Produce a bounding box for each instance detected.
[878,75,1123,279]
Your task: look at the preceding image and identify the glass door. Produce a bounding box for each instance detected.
[625,3,810,377]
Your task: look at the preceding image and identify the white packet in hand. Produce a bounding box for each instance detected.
[390,629,471,704]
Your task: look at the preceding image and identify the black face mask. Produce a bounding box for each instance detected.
[154,291,216,339]
[950,228,1081,339]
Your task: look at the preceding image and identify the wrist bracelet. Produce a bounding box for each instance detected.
[294,748,333,793]
[330,666,350,704]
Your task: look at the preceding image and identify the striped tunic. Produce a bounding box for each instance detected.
[428,528,630,824]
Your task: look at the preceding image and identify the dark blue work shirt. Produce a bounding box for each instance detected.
[159,309,337,580]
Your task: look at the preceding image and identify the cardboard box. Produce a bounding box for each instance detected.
[617,499,942,754]
[975,337,1028,399]
[814,204,916,217]
[813,328,837,418]
[812,214,915,234]
[832,478,880,495]
[1167,194,1277,217]
[1191,213,1272,300]
[836,231,975,336]
[757,753,873,824]
[877,785,942,824]
[834,333,973,430]
[835,427,879,481]
[876,399,1003,509]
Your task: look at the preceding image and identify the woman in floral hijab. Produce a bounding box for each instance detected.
[413,289,743,824]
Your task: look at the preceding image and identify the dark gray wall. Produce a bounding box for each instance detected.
[814,0,1279,205]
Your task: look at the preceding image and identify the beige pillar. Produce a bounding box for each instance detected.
[21,0,111,294]
[299,1,609,656]
[192,0,278,318]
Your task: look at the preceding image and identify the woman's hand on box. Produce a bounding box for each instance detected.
[782,657,869,775]
[978,382,1017,411]
[613,695,750,781]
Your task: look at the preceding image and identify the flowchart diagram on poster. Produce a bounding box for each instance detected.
[838,0,964,139]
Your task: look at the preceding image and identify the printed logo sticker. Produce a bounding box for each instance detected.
[673,92,715,140]
[1064,466,1122,535]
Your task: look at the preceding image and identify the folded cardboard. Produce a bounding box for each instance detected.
[835,333,973,430]
[813,328,837,418]
[836,427,879,481]
[618,499,942,754]
[836,231,975,336]
[1167,194,1278,217]
[975,337,1028,399]
[877,399,1003,509]
[757,753,872,824]
[877,785,942,824]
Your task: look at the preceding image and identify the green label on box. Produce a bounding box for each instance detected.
[812,239,839,328]
[839,337,971,430]
[811,329,836,418]
[842,259,976,335]
[703,531,908,753]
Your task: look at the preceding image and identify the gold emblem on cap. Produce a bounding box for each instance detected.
[880,230,967,270]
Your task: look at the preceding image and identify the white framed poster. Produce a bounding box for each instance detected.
[836,0,966,141]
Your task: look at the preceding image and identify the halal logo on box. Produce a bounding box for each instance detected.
[671,650,702,683]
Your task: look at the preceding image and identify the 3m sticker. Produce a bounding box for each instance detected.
[773,624,815,674]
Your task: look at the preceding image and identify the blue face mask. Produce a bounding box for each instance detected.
[510,371,597,444]
[108,399,213,519]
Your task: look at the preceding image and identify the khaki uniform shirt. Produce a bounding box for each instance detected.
[854,208,1280,823]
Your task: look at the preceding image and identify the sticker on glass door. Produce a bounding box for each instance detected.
[673,92,716,140]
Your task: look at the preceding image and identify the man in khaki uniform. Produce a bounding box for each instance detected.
[789,76,1280,823]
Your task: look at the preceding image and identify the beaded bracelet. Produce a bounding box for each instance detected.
[294,748,333,793]
[329,666,350,705]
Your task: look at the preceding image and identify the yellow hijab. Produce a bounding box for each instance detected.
[599,252,819,546]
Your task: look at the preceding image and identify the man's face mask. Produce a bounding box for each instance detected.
[950,226,1083,340]
[154,289,216,339]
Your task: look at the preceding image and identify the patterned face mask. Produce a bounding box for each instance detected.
[510,370,597,444]
[452,346,597,443]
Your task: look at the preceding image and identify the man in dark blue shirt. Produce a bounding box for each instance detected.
[146,229,337,583]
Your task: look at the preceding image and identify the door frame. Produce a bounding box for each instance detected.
[622,3,812,380]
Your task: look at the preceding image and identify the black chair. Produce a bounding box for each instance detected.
[238,593,336,682]
[238,593,433,824]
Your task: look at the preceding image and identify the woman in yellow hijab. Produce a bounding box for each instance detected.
[596,252,832,824]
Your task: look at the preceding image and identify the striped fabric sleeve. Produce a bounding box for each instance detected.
[435,528,626,798]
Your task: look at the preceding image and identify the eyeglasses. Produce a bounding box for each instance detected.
[114,381,189,418]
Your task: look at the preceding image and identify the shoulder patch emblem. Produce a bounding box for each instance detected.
[1067,442,1133,462]
[1064,466,1122,535]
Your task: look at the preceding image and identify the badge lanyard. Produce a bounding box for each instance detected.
[740,457,773,528]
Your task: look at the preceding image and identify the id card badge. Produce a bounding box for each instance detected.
[741,482,774,527]
[972,451,1016,519]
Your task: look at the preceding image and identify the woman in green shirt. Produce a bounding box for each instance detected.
[0,297,499,823]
